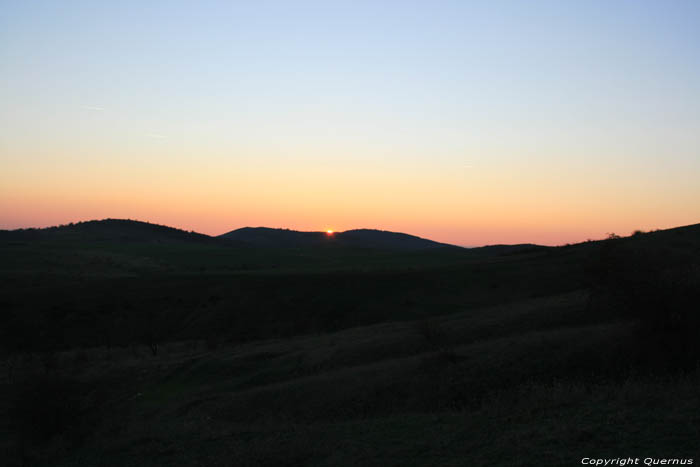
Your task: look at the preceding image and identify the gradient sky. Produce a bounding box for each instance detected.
[1,1,699,245]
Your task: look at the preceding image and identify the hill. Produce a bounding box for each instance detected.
[0,219,213,244]
[218,227,329,248]
[1,221,699,465]
[335,228,456,249]
[2,220,458,251]
[1,220,469,276]
[219,226,455,250]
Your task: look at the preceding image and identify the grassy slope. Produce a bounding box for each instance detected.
[3,293,698,466]
[0,246,588,351]
[1,222,699,465]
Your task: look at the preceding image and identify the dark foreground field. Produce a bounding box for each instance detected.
[1,221,699,466]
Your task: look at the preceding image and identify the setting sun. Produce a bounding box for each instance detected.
[326,229,334,235]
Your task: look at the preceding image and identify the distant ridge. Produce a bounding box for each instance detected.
[5,218,697,250]
[332,228,458,250]
[0,219,213,244]
[0,219,458,250]
[219,227,458,250]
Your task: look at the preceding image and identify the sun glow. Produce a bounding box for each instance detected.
[326,229,334,235]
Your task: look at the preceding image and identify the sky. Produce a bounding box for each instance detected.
[1,0,699,246]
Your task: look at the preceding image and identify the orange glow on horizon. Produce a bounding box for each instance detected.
[1,152,698,247]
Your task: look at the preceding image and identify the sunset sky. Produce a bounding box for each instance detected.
[2,1,699,246]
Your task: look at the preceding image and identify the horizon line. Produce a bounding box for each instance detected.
[2,216,692,249]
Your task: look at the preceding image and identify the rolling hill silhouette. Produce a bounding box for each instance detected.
[0,219,213,244]
[4,218,700,253]
[219,227,457,249]
[3,220,457,250]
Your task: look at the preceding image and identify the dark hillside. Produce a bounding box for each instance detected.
[219,227,330,248]
[336,229,454,249]
[1,221,699,466]
[219,227,453,250]
[0,221,526,278]
[0,219,214,244]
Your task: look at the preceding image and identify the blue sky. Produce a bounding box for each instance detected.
[2,1,699,244]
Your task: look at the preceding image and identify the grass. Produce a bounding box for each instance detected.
[1,224,699,465]
[2,291,699,466]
